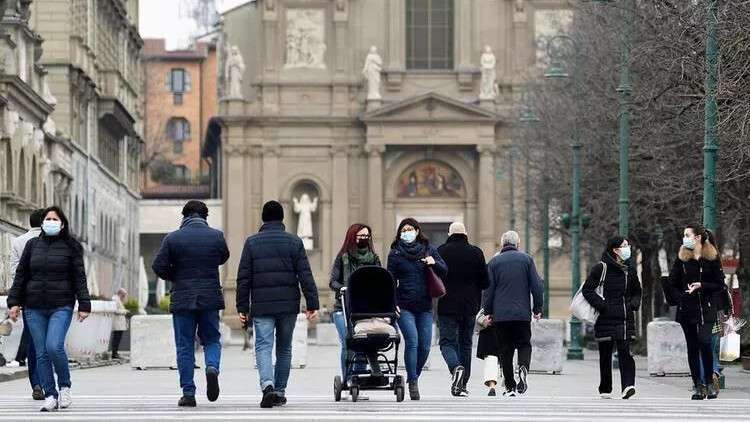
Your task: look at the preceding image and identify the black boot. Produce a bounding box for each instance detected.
[691,381,704,400]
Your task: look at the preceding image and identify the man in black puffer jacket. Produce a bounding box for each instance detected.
[236,200,319,408]
[152,200,230,407]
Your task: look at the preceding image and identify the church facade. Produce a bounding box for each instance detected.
[217,0,572,327]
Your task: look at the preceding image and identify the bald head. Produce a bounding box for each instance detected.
[448,222,466,235]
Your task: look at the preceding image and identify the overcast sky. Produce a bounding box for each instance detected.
[139,0,249,49]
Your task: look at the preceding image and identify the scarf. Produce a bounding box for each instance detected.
[342,248,377,283]
[397,240,426,261]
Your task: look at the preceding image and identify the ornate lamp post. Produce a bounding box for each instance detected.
[544,35,584,360]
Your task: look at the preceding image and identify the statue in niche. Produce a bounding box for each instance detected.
[225,45,245,99]
[34,128,43,153]
[20,121,34,148]
[284,9,326,69]
[293,193,318,250]
[479,45,498,100]
[362,46,383,100]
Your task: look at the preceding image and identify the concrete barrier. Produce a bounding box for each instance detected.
[65,300,117,363]
[130,314,177,369]
[647,320,690,376]
[530,319,565,374]
[315,323,339,346]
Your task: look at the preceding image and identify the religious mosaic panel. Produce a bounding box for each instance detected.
[396,160,465,198]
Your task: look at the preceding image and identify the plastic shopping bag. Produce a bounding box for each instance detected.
[719,333,740,362]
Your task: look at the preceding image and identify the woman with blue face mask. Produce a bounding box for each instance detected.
[386,218,448,400]
[666,223,724,400]
[7,206,91,412]
[581,235,642,400]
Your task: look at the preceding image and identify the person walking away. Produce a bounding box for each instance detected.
[387,218,448,400]
[483,230,543,397]
[110,288,129,359]
[8,208,46,400]
[475,307,503,396]
[665,223,724,400]
[152,200,230,407]
[236,200,320,408]
[436,222,488,396]
[7,206,91,411]
[329,223,381,395]
[582,236,642,399]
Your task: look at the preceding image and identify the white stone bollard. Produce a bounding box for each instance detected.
[130,314,177,369]
[292,313,308,368]
[315,323,339,346]
[530,319,565,374]
[65,300,117,363]
[647,320,690,376]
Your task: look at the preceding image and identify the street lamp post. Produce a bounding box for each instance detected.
[703,0,718,230]
[544,35,584,360]
[520,105,539,253]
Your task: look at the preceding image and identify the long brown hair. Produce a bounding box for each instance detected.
[337,223,374,258]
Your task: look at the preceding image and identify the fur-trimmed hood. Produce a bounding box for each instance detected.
[678,242,718,262]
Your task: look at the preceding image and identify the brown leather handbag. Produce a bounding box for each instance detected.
[425,257,446,299]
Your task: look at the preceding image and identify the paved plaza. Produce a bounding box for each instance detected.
[1,345,749,421]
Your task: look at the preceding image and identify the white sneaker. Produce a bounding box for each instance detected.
[6,360,20,367]
[503,389,517,397]
[600,392,612,399]
[59,387,72,408]
[40,396,58,412]
[621,386,636,400]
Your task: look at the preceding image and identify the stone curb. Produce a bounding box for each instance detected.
[0,358,128,383]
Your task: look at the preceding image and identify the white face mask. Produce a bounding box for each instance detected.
[619,247,631,261]
[42,220,62,236]
[400,231,417,243]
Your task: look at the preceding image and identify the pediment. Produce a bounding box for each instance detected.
[362,92,499,123]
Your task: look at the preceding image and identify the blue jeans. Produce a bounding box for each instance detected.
[24,307,73,399]
[22,310,40,389]
[438,314,475,383]
[254,314,297,395]
[699,333,721,385]
[172,310,222,397]
[397,309,433,383]
[332,312,366,383]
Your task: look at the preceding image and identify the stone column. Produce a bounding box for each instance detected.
[477,145,496,257]
[222,140,247,329]
[331,143,349,248]
[261,144,280,202]
[365,144,386,256]
[456,0,475,90]
[512,1,530,84]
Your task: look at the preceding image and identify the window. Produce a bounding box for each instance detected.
[173,140,183,154]
[165,68,191,104]
[406,0,454,70]
[174,165,191,180]
[167,118,190,141]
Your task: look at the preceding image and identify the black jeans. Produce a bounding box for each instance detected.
[111,331,124,356]
[493,321,532,390]
[598,339,635,393]
[438,315,475,383]
[680,322,714,385]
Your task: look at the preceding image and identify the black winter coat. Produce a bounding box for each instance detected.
[582,252,642,341]
[8,235,91,312]
[328,253,382,312]
[236,221,319,316]
[152,216,230,313]
[387,243,448,313]
[436,234,488,316]
[666,244,724,325]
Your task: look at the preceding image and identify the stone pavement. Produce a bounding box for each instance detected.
[1,345,749,421]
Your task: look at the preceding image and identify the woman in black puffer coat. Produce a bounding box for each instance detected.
[665,223,724,400]
[7,206,91,411]
[582,236,642,400]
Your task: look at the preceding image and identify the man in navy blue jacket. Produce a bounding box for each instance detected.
[483,230,544,397]
[152,200,230,407]
[236,200,319,408]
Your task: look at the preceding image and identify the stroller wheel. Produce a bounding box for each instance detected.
[350,386,360,402]
[394,375,404,388]
[395,385,405,402]
[333,376,343,402]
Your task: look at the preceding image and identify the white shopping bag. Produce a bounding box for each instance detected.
[719,332,740,362]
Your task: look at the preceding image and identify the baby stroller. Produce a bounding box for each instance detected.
[333,266,404,402]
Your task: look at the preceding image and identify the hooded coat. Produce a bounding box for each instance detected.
[666,242,724,325]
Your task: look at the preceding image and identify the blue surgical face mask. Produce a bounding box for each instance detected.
[619,247,631,261]
[400,231,417,243]
[42,220,62,236]
[683,236,696,250]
